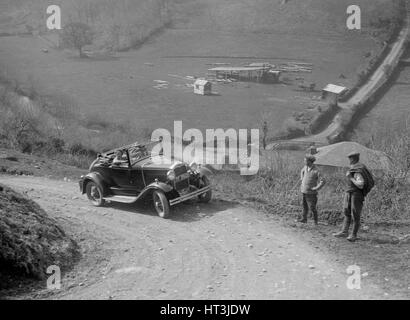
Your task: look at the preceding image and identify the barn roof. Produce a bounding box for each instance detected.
[208,66,267,72]
[194,79,211,86]
[247,62,273,68]
[322,84,348,94]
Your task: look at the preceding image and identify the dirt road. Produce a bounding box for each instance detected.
[1,175,384,299]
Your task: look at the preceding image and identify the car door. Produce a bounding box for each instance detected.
[110,164,131,188]
[129,165,145,192]
[109,150,135,194]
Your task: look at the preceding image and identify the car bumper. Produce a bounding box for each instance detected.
[169,185,211,206]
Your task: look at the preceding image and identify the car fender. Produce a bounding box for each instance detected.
[136,181,173,200]
[81,172,109,196]
[147,181,174,193]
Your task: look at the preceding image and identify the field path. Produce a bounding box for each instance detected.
[0,175,385,299]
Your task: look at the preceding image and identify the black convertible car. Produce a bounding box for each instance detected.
[79,141,212,218]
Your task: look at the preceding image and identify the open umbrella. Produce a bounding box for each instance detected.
[314,141,393,171]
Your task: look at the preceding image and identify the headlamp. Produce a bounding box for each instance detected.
[189,162,198,171]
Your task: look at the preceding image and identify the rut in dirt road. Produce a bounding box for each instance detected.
[1,175,384,299]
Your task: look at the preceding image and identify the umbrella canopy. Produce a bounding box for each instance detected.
[314,141,393,171]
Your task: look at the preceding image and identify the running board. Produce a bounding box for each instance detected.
[103,186,211,206]
[103,195,138,204]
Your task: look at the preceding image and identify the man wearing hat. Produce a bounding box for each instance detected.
[298,155,326,225]
[333,152,370,242]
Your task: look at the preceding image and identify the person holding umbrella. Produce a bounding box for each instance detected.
[333,152,374,242]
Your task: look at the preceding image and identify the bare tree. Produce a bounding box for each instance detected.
[60,22,94,57]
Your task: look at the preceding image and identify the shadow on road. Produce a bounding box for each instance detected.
[103,198,238,223]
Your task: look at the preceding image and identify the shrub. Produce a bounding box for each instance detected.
[60,22,94,57]
[0,184,78,279]
[68,143,97,158]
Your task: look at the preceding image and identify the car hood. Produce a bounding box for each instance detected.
[136,155,184,170]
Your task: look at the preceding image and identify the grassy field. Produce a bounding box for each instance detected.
[0,0,401,150]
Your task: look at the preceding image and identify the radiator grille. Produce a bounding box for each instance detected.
[174,164,187,176]
[173,164,189,191]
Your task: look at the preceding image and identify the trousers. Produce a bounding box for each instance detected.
[302,193,318,222]
[342,191,364,236]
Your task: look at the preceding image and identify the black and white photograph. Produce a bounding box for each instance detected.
[0,0,409,304]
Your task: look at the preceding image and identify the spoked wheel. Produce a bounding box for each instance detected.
[198,176,212,203]
[153,190,170,219]
[85,181,105,207]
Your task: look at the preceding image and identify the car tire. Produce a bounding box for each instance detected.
[153,190,170,219]
[198,176,212,203]
[85,181,105,207]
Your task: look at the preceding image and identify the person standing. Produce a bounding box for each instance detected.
[333,152,374,242]
[298,155,326,225]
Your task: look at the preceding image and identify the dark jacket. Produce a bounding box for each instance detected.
[347,163,374,196]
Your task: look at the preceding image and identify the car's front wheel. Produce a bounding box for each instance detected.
[198,176,212,203]
[153,190,170,218]
[85,181,105,207]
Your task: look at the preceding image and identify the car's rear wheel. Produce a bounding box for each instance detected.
[86,181,105,207]
[198,176,212,203]
[153,190,170,218]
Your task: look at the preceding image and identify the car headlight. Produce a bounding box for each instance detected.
[167,170,176,181]
[189,161,198,171]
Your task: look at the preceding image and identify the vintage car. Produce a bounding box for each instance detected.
[79,142,212,218]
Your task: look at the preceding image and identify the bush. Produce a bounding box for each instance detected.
[0,184,78,279]
[68,143,97,158]
[60,22,94,57]
[275,101,336,140]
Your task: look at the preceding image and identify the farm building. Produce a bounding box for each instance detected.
[264,70,281,83]
[208,66,281,83]
[322,84,348,105]
[194,79,212,95]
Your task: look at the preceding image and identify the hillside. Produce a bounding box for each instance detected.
[172,0,400,36]
[0,0,401,45]
[1,0,174,47]
[0,0,403,153]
